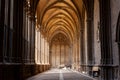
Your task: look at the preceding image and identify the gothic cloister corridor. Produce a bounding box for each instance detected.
[0,0,120,80]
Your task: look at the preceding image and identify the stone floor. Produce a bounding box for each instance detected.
[27,68,96,80]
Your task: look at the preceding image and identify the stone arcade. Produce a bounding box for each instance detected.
[0,0,120,80]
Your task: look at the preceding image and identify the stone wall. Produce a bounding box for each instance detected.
[0,64,50,80]
[111,0,120,66]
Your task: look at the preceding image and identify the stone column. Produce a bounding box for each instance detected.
[43,37,45,64]
[86,17,94,76]
[37,32,40,63]
[39,32,41,64]
[30,20,35,63]
[60,43,61,65]
[55,44,57,67]
[9,0,14,62]
[49,46,52,66]
[86,0,94,75]
[80,29,84,67]
[99,0,113,80]
[64,45,66,65]
[3,0,9,62]
[0,0,5,62]
[86,18,94,64]
[69,44,73,69]
[41,35,44,64]
[77,38,80,69]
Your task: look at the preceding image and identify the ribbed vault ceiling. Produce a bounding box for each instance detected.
[36,0,84,44]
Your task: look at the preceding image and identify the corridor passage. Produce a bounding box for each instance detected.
[27,68,95,80]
